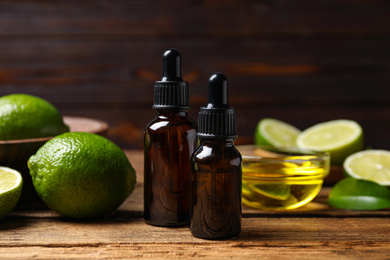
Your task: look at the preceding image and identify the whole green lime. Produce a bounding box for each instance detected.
[28,132,136,219]
[0,93,69,140]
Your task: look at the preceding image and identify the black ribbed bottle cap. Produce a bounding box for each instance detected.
[197,73,237,139]
[153,49,190,110]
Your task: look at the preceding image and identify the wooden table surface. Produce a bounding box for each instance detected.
[2,150,390,259]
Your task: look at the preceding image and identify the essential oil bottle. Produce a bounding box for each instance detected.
[144,49,197,227]
[190,73,242,239]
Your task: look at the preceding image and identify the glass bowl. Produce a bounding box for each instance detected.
[237,145,330,211]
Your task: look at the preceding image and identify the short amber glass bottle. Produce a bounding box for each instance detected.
[190,73,242,239]
[144,49,197,227]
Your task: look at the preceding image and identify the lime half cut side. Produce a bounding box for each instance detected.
[0,167,23,220]
[254,118,301,147]
[344,150,390,186]
[296,119,363,165]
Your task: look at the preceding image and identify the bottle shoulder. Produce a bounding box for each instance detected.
[146,114,197,132]
[192,143,242,163]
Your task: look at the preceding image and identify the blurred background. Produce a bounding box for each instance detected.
[1,0,389,150]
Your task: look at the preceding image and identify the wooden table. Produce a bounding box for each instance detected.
[2,150,390,259]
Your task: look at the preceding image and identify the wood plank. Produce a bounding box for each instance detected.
[0,241,389,259]
[1,216,390,243]
[1,217,389,258]
[1,39,389,85]
[0,0,389,34]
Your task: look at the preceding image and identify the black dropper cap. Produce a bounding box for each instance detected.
[153,49,190,110]
[197,73,237,139]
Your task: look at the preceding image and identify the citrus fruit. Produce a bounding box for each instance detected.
[296,119,363,165]
[328,177,390,210]
[0,167,23,220]
[0,93,69,140]
[254,118,301,147]
[249,183,291,200]
[343,150,390,186]
[28,132,136,219]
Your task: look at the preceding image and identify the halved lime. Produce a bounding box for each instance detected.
[0,167,23,220]
[242,180,251,197]
[328,177,390,210]
[344,150,390,186]
[296,119,363,165]
[248,183,291,200]
[254,118,301,147]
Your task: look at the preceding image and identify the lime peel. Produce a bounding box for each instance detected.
[0,93,69,140]
[328,177,390,210]
[28,132,136,219]
[329,196,390,210]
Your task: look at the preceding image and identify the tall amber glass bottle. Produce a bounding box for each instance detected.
[144,49,197,227]
[190,73,242,239]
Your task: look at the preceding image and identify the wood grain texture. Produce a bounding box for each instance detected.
[1,217,390,259]
[0,0,389,150]
[1,150,390,259]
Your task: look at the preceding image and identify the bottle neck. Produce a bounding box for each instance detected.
[156,110,188,118]
[198,138,235,147]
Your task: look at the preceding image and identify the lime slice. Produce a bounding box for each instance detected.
[343,150,390,186]
[242,180,251,197]
[328,177,390,210]
[0,167,23,220]
[248,183,291,200]
[296,119,363,165]
[254,118,301,147]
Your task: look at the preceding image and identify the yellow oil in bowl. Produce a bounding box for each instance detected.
[238,145,330,210]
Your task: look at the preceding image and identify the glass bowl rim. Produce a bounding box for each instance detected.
[237,145,330,162]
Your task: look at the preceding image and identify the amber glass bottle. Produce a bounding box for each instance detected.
[144,49,197,227]
[190,73,242,239]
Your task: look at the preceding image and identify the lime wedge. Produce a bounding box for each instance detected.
[0,167,23,220]
[296,119,363,165]
[242,180,251,197]
[344,150,390,186]
[248,183,291,200]
[254,118,301,147]
[328,177,390,210]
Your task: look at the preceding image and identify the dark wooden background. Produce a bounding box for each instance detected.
[1,0,389,150]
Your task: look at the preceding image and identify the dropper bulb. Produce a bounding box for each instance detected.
[161,49,182,81]
[207,73,229,108]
